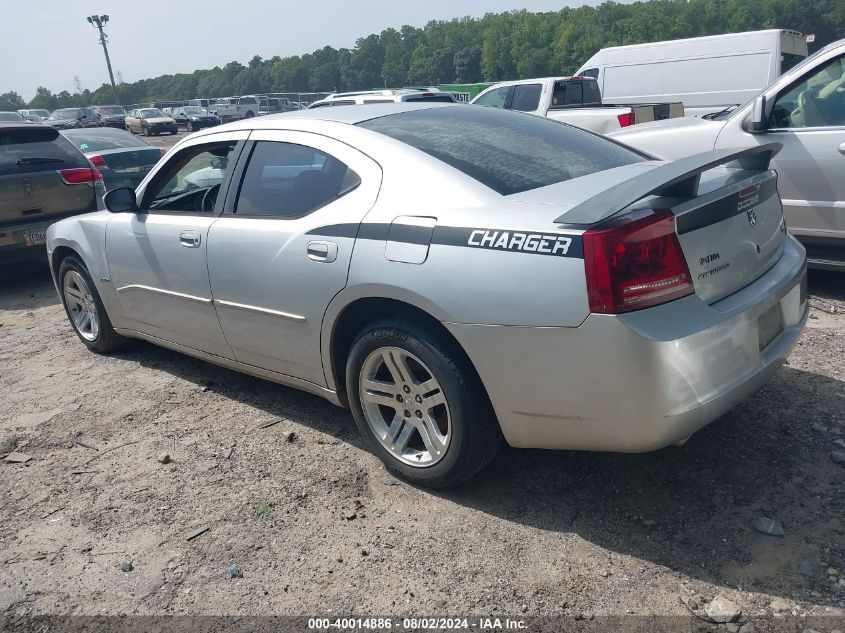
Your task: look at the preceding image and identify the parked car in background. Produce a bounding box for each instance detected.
[577,29,808,117]
[18,109,51,121]
[125,108,178,136]
[308,89,456,108]
[1,122,103,264]
[471,77,683,134]
[91,105,127,129]
[0,112,28,122]
[212,96,260,121]
[46,103,806,487]
[61,127,167,191]
[187,98,216,110]
[45,108,100,130]
[171,106,221,131]
[610,38,845,270]
[259,97,294,115]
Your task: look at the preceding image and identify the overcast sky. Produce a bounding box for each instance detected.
[3,0,614,100]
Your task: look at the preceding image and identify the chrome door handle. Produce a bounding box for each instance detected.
[307,240,337,262]
[839,142,845,155]
[179,230,201,248]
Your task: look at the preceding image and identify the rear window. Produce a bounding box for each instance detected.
[62,128,149,151]
[358,106,643,195]
[404,95,455,103]
[552,80,602,107]
[0,127,87,176]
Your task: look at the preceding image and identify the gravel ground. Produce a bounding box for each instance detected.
[0,262,843,632]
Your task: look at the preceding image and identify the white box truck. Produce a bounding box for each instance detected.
[576,29,808,117]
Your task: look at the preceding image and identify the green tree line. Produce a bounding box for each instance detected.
[2,0,842,111]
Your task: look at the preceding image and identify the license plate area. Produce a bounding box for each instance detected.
[23,228,48,247]
[758,303,784,351]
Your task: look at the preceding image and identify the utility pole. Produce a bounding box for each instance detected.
[86,15,120,105]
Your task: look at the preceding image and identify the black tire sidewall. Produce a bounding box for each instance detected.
[346,320,495,487]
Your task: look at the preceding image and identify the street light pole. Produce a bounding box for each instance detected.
[86,14,120,105]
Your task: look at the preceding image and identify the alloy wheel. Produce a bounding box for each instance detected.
[63,270,99,341]
[359,346,451,467]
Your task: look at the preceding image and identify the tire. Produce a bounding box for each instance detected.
[244,111,255,118]
[346,318,501,488]
[187,121,194,132]
[143,125,151,136]
[58,255,129,354]
[170,130,177,135]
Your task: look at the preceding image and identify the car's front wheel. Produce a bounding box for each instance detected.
[59,256,128,354]
[346,318,501,488]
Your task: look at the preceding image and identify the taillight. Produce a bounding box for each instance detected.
[89,155,109,169]
[582,208,693,314]
[58,167,103,184]
[617,112,635,127]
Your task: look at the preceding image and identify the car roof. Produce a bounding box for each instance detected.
[209,101,456,129]
[0,120,52,130]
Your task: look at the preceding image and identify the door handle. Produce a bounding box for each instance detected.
[179,230,201,248]
[307,240,337,263]
[839,142,845,155]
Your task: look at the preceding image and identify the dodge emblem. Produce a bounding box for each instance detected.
[746,208,757,227]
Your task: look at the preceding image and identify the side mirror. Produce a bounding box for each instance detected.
[748,95,767,133]
[104,187,138,213]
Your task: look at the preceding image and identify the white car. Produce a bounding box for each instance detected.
[308,89,456,108]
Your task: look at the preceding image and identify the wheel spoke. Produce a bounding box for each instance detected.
[65,287,84,303]
[389,418,415,454]
[418,414,446,457]
[362,389,400,409]
[421,390,447,409]
[382,350,406,385]
[78,312,91,332]
[416,377,439,395]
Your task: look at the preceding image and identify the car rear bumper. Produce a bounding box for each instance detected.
[446,236,808,452]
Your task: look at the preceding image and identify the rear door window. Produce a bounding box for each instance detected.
[508,84,542,112]
[234,141,361,217]
[473,86,510,108]
[0,127,88,176]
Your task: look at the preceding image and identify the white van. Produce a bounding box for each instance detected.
[577,29,808,117]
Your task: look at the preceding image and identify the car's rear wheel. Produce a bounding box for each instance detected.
[143,125,151,136]
[346,318,501,488]
[59,256,128,354]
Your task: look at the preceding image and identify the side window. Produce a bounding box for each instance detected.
[580,68,599,80]
[770,55,845,128]
[509,84,542,112]
[141,141,238,213]
[235,141,361,218]
[474,86,510,108]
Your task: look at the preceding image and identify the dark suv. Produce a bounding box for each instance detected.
[91,105,127,129]
[0,123,104,264]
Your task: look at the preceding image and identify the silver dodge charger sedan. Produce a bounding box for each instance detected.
[46,103,808,488]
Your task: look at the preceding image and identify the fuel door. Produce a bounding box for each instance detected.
[385,216,436,265]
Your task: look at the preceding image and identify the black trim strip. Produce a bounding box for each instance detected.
[675,177,778,235]
[306,222,584,258]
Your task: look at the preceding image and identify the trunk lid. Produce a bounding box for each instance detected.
[673,170,785,303]
[88,147,161,173]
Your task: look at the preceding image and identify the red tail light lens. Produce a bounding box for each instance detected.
[58,167,103,184]
[582,209,693,314]
[617,112,635,127]
[89,155,109,169]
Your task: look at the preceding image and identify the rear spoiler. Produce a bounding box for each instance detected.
[556,143,782,225]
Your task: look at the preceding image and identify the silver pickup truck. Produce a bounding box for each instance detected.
[471,76,684,134]
[611,39,845,270]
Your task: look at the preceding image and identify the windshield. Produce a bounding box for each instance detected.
[62,128,149,151]
[99,106,125,115]
[140,109,165,118]
[359,106,644,195]
[183,107,205,115]
[50,109,80,120]
[0,112,26,121]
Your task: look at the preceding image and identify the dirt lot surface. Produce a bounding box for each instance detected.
[1,263,843,631]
